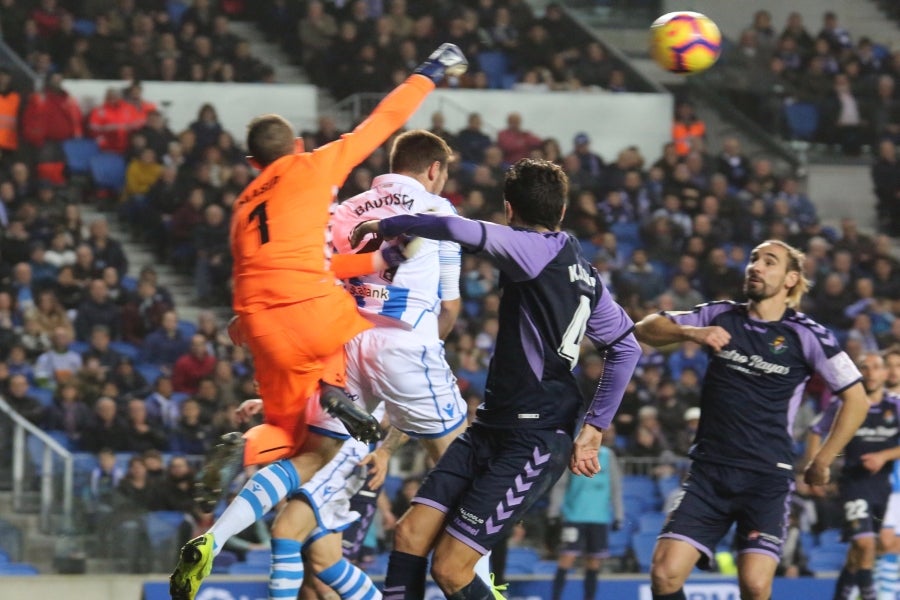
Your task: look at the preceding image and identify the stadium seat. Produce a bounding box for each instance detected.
[145,511,184,548]
[62,138,100,175]
[72,18,96,37]
[817,528,843,547]
[0,563,39,575]
[477,51,510,89]
[136,363,164,384]
[808,547,847,573]
[607,527,631,558]
[656,474,681,500]
[28,387,54,408]
[89,152,126,193]
[504,547,539,575]
[365,552,390,576]
[382,475,403,502]
[631,532,658,572]
[623,475,658,503]
[177,320,197,339]
[638,512,667,534]
[228,561,268,575]
[0,549,8,563]
[609,222,641,245]
[45,430,73,451]
[109,341,141,361]
[0,520,23,563]
[167,0,189,25]
[532,560,559,574]
[783,103,819,141]
[68,340,90,355]
[121,275,138,292]
[212,550,238,574]
[244,548,272,566]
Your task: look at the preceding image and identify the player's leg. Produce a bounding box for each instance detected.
[583,523,608,600]
[735,552,778,600]
[308,533,381,600]
[733,470,793,600]
[651,462,736,599]
[552,522,581,600]
[429,426,571,598]
[269,500,318,599]
[832,489,879,600]
[877,492,900,597]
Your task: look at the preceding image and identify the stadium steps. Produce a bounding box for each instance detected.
[0,492,54,573]
[228,21,308,85]
[78,203,227,325]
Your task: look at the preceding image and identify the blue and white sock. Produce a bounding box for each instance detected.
[316,557,381,600]
[269,538,304,600]
[876,554,900,600]
[209,460,300,555]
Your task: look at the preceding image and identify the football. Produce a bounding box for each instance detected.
[650,11,722,74]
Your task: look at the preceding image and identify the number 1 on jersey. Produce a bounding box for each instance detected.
[559,295,591,370]
[249,202,269,245]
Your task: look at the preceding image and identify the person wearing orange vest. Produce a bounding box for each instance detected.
[672,100,706,157]
[124,81,156,125]
[0,68,21,162]
[88,87,143,154]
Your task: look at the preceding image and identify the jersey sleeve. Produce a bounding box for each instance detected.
[809,399,841,436]
[662,301,737,327]
[379,213,565,282]
[311,75,434,185]
[583,292,641,429]
[791,316,862,393]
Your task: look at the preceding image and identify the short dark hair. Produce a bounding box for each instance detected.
[246,114,295,167]
[390,130,452,174]
[503,158,568,230]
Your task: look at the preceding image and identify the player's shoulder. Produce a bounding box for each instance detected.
[671,300,743,318]
[782,310,840,345]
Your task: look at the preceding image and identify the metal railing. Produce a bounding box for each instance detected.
[0,396,74,532]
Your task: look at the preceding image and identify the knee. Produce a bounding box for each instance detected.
[650,558,686,594]
[430,556,468,592]
[738,577,772,600]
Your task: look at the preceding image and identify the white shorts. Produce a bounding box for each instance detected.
[345,326,466,439]
[883,492,900,531]
[297,436,371,545]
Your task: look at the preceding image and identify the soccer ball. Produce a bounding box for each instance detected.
[650,11,721,74]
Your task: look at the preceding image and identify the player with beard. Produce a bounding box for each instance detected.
[636,239,870,600]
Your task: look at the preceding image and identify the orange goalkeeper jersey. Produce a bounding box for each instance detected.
[231,74,435,315]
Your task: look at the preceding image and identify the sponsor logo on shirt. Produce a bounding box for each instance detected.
[717,349,790,375]
[344,281,390,300]
[353,192,414,216]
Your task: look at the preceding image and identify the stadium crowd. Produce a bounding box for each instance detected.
[0,0,899,580]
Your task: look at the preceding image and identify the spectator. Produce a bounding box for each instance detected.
[570,132,604,180]
[110,357,149,398]
[4,373,45,424]
[142,310,190,366]
[83,396,130,452]
[872,139,900,236]
[82,325,122,371]
[169,398,211,454]
[193,203,230,305]
[124,147,163,203]
[496,112,542,164]
[573,41,612,88]
[0,67,21,165]
[823,73,866,155]
[172,334,216,394]
[88,87,144,154]
[43,381,92,444]
[87,218,128,277]
[674,407,701,456]
[34,325,82,390]
[456,112,492,165]
[153,455,194,512]
[144,375,180,431]
[28,288,71,337]
[672,100,706,157]
[74,279,122,341]
[124,397,168,452]
[716,137,751,191]
[192,377,222,425]
[189,103,223,154]
[112,455,156,517]
[621,249,666,303]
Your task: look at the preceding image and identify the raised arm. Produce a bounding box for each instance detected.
[635,307,732,352]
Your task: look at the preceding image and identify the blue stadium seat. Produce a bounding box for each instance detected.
[477,51,510,89]
[784,103,819,141]
[365,552,390,576]
[121,275,138,292]
[45,430,73,451]
[89,152,126,192]
[177,320,197,339]
[136,363,164,384]
[0,563,38,575]
[808,547,847,573]
[244,548,272,566]
[212,550,238,574]
[73,18,96,37]
[382,475,403,502]
[631,532,658,572]
[62,138,100,175]
[623,475,657,502]
[109,341,141,361]
[0,549,7,563]
[228,561,268,575]
[167,0,189,25]
[68,340,90,355]
[656,474,681,500]
[28,387,54,408]
[607,528,631,558]
[610,222,641,245]
[817,528,843,547]
[145,511,184,549]
[638,512,667,534]
[0,520,24,562]
[532,560,559,574]
[505,547,540,575]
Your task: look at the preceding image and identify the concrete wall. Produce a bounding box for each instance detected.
[64,82,674,164]
[406,89,674,163]
[64,80,320,140]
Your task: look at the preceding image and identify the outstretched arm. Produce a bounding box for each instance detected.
[805,382,870,485]
[635,313,731,351]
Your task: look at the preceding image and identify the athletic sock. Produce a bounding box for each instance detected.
[652,591,687,600]
[445,576,493,600]
[268,538,304,600]
[584,568,599,600]
[551,567,567,600]
[857,568,875,600]
[208,459,300,555]
[834,567,857,600]
[383,551,427,600]
[876,553,900,598]
[316,558,381,600]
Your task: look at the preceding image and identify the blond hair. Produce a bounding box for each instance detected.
[755,239,810,308]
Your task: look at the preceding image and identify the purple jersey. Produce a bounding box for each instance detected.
[811,391,900,480]
[665,301,862,475]
[379,214,640,434]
